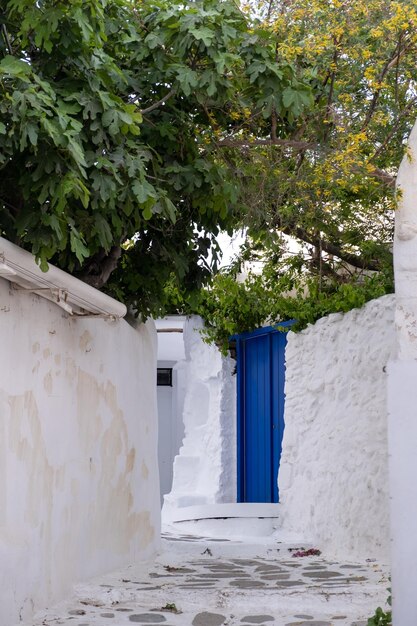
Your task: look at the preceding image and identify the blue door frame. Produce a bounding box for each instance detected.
[234,322,294,503]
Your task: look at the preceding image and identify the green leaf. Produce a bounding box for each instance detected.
[27,123,38,146]
[70,230,90,264]
[142,206,153,220]
[206,74,217,97]
[94,214,113,249]
[67,138,87,168]
[176,67,198,96]
[73,7,94,40]
[145,32,164,49]
[38,254,49,273]
[44,213,63,239]
[0,55,31,77]
[189,26,214,46]
[247,61,266,83]
[282,87,297,108]
[282,86,313,115]
[162,197,177,223]
[132,179,157,204]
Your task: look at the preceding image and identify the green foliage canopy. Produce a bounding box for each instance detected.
[172,0,417,348]
[0,0,314,316]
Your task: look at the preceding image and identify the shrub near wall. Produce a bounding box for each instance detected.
[0,278,160,625]
[279,295,395,562]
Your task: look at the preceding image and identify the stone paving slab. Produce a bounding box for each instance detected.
[25,532,389,626]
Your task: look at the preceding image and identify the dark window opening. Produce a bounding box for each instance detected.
[157,368,173,386]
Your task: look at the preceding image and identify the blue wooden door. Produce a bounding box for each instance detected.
[236,324,292,503]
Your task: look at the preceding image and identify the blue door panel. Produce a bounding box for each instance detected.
[244,335,271,502]
[271,331,287,502]
[236,324,291,503]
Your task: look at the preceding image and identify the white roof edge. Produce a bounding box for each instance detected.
[0,236,127,319]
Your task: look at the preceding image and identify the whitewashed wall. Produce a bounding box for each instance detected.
[279,294,395,562]
[157,360,186,503]
[0,278,160,625]
[156,317,187,504]
[162,316,236,522]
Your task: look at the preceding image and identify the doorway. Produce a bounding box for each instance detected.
[235,323,293,503]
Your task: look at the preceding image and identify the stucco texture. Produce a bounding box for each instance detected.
[0,278,160,625]
[279,294,395,563]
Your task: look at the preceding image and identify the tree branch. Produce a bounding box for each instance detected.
[363,166,396,188]
[323,37,340,140]
[133,88,176,115]
[361,38,414,131]
[276,219,382,272]
[1,24,12,55]
[81,246,122,290]
[369,96,417,162]
[218,138,317,150]
[271,108,277,141]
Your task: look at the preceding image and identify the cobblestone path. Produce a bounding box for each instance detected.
[27,531,389,626]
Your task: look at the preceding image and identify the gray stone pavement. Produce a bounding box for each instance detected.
[27,530,389,626]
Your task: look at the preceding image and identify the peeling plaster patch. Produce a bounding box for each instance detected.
[43,372,53,395]
[32,361,40,375]
[43,348,51,359]
[79,330,93,352]
[8,391,54,532]
[101,414,123,459]
[126,448,136,473]
[136,511,155,549]
[76,370,101,446]
[141,461,149,480]
[32,342,40,354]
[104,381,124,425]
[65,357,77,382]
[87,381,150,555]
[55,354,62,366]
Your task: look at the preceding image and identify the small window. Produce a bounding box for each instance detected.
[157,368,173,386]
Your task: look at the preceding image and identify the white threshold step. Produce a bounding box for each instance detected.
[170,502,280,523]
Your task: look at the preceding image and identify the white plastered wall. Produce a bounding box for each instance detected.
[162,316,236,522]
[388,120,417,625]
[156,317,187,504]
[279,294,395,562]
[157,360,186,504]
[0,278,160,625]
